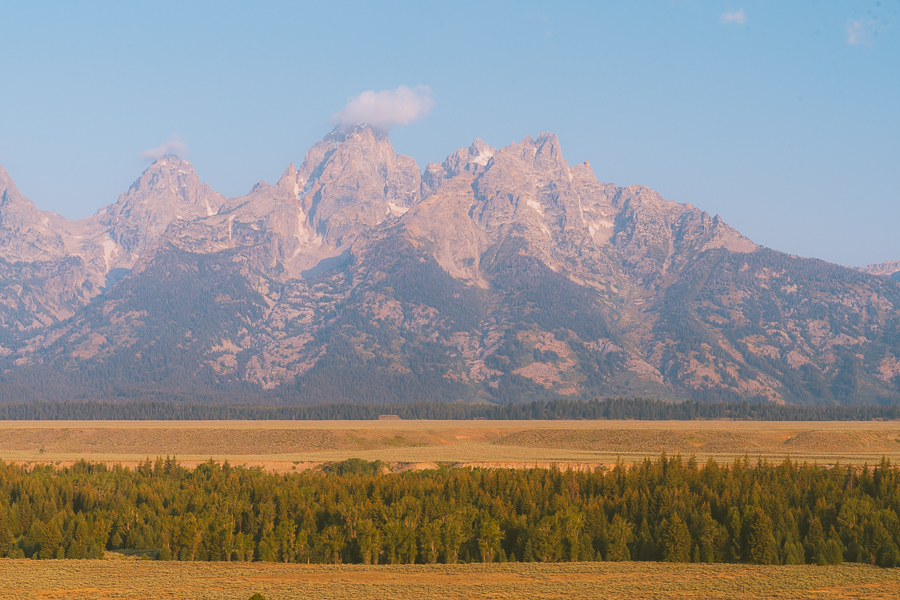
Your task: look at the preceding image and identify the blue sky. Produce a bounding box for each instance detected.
[1,1,897,267]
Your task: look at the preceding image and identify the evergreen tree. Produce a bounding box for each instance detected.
[725,507,743,562]
[804,518,826,565]
[660,514,691,563]
[782,539,805,565]
[876,541,900,568]
[257,527,277,562]
[40,522,63,560]
[523,539,535,562]
[822,531,845,565]
[745,509,779,565]
[606,515,633,562]
[0,505,10,557]
[477,517,502,563]
[633,518,657,561]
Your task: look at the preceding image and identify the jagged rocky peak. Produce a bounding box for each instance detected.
[408,131,758,291]
[406,133,605,285]
[442,137,496,174]
[484,133,568,176]
[279,125,421,248]
[275,162,299,192]
[96,154,226,257]
[467,132,586,233]
[424,133,572,201]
[0,164,38,218]
[167,160,328,277]
[0,165,71,262]
[422,138,498,198]
[0,165,18,193]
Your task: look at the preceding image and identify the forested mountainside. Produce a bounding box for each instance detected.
[1,127,899,405]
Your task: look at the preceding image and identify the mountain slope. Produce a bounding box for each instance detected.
[0,130,898,405]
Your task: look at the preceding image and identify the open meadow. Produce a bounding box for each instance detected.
[0,419,899,472]
[3,421,900,599]
[2,560,900,600]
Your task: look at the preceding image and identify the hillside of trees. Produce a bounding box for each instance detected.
[0,398,899,421]
[1,456,899,567]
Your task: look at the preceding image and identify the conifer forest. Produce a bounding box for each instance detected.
[2,455,899,569]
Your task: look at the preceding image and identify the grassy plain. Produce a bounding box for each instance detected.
[0,560,898,599]
[3,424,900,598]
[1,420,899,471]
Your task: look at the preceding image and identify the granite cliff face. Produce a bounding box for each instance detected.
[1,129,898,405]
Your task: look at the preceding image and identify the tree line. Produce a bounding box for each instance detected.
[0,397,899,421]
[1,455,899,567]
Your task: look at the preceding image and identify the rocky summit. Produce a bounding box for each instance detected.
[1,127,899,405]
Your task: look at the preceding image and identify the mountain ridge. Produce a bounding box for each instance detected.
[0,128,898,406]
[861,260,900,280]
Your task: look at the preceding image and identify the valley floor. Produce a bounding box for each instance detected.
[0,560,898,599]
[1,419,899,471]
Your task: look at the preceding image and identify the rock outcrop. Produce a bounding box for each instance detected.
[860,260,900,279]
[0,166,71,264]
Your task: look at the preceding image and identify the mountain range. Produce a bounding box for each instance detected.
[1,126,899,406]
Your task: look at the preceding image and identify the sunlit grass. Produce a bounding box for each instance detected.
[1,560,898,600]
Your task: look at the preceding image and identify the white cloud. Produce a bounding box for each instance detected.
[720,9,746,25]
[847,19,875,46]
[331,85,433,131]
[139,135,187,161]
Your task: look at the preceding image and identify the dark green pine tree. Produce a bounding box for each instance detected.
[39,521,63,560]
[821,529,844,565]
[782,537,805,565]
[660,514,692,563]
[725,507,743,562]
[606,515,632,562]
[745,508,779,565]
[523,539,535,562]
[804,517,826,565]
[633,518,657,561]
[876,541,900,568]
[0,505,10,558]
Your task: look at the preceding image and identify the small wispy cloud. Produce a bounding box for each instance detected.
[846,18,876,46]
[332,85,433,132]
[720,9,746,25]
[139,135,187,161]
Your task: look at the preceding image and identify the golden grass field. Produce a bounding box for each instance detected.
[3,421,900,598]
[1,560,899,599]
[0,419,899,472]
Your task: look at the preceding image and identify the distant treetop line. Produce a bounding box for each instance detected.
[0,398,898,421]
